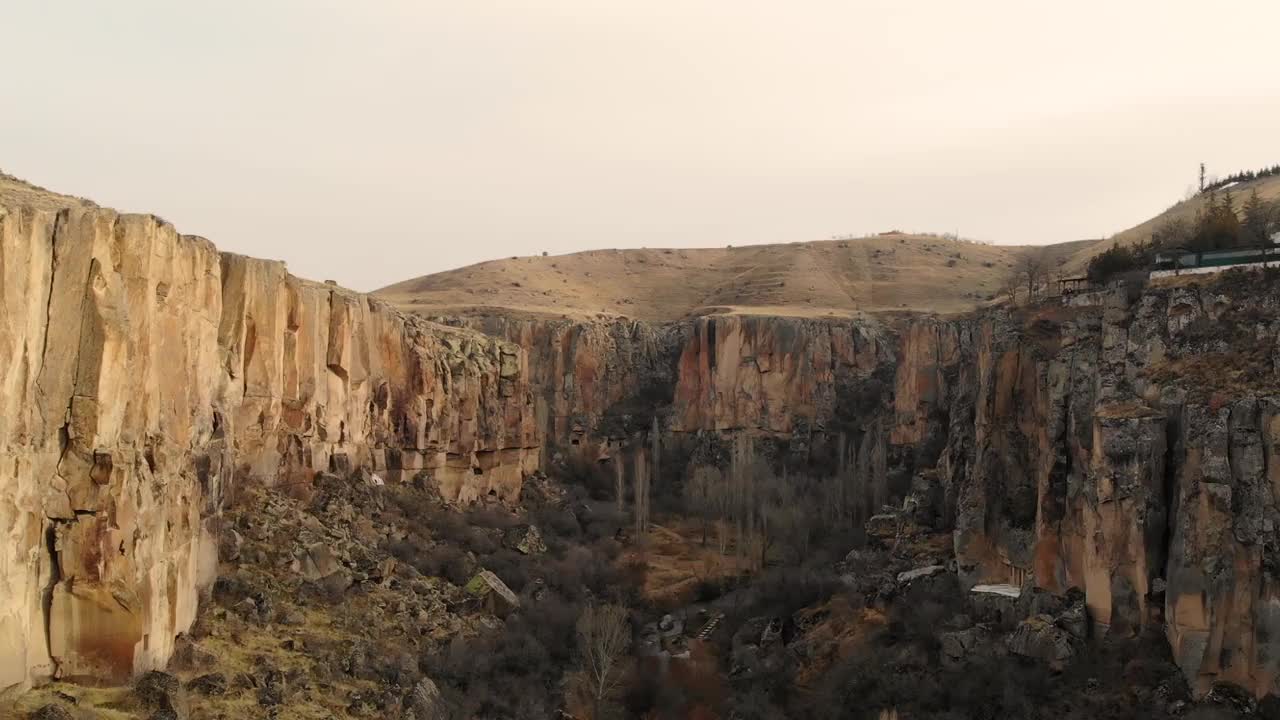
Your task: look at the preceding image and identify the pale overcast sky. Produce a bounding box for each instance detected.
[4,1,1279,290]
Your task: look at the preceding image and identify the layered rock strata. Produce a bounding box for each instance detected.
[0,205,539,691]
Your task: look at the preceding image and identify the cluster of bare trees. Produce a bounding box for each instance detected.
[617,425,874,570]
[681,436,853,570]
[999,247,1055,304]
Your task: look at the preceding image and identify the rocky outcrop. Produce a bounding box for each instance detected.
[0,204,539,691]
[888,276,1280,697]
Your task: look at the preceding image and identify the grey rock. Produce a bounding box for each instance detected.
[28,705,74,720]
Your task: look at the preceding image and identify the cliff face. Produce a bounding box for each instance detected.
[890,278,1280,697]
[461,314,890,448]
[7,185,1280,700]
[436,271,1280,697]
[0,205,539,691]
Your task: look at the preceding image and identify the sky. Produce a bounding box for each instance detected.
[4,1,1280,291]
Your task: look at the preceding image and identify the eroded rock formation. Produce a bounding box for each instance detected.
[457,313,891,467]
[888,280,1280,697]
[0,205,539,691]
[427,271,1280,698]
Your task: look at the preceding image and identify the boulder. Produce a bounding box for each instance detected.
[865,513,902,541]
[134,670,186,718]
[940,626,993,669]
[969,584,1022,627]
[465,570,520,616]
[1006,615,1078,669]
[27,705,74,720]
[257,669,287,707]
[405,677,449,720]
[896,565,946,585]
[219,527,243,562]
[294,543,343,581]
[186,672,228,696]
[502,525,547,555]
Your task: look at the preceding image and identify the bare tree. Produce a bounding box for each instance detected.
[577,603,631,719]
[650,416,660,519]
[1152,217,1191,248]
[632,442,648,536]
[614,449,625,513]
[1017,248,1050,301]
[684,465,722,545]
[998,276,1018,305]
[761,470,812,564]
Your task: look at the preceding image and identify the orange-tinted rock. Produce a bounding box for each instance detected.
[0,205,539,691]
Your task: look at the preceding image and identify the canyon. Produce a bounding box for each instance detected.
[4,173,1280,710]
[395,270,1280,699]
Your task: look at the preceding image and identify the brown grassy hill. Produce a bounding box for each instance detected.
[1060,173,1280,275]
[378,235,1057,321]
[0,171,97,212]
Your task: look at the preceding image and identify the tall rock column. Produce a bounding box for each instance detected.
[1166,398,1280,698]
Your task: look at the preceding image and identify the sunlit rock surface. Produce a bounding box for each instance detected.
[0,204,539,690]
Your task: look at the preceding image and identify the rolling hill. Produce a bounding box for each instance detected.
[377,236,1063,322]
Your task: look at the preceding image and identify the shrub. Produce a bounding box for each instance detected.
[555,454,617,501]
[1087,241,1152,284]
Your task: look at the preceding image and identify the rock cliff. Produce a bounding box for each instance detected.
[889,275,1280,697]
[0,204,539,691]
[415,269,1280,698]
[457,314,889,447]
[7,174,1280,701]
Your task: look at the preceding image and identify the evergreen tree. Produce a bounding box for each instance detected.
[1242,188,1270,244]
[1190,187,1243,250]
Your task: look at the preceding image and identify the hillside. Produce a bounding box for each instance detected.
[1061,173,1280,274]
[378,235,1063,322]
[0,171,96,212]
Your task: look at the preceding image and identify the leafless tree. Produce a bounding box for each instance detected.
[614,450,625,513]
[1017,248,1050,301]
[650,416,660,517]
[632,442,648,536]
[684,465,722,545]
[577,603,631,719]
[1151,217,1191,248]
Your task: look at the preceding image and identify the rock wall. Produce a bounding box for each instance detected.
[0,205,539,691]
[889,278,1280,697]
[447,272,1280,697]
[459,313,890,450]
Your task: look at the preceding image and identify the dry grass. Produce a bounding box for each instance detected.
[1143,351,1280,404]
[620,519,749,607]
[0,683,138,720]
[791,597,888,688]
[377,236,1059,321]
[181,602,381,720]
[0,172,97,212]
